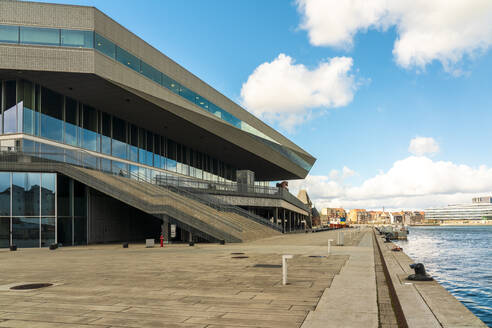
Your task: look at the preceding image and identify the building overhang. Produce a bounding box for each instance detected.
[0,65,311,180]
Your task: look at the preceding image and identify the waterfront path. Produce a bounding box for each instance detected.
[0,227,487,327]
[0,228,363,328]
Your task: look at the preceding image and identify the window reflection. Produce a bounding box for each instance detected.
[20,26,59,46]
[0,218,9,248]
[116,46,140,72]
[41,88,63,142]
[41,174,55,216]
[0,172,10,216]
[94,33,115,58]
[12,173,40,217]
[41,217,55,247]
[0,25,19,43]
[12,217,39,248]
[61,29,93,48]
[7,79,247,182]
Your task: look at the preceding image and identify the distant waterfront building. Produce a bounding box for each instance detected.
[472,196,492,204]
[426,197,492,223]
[321,207,346,225]
[348,209,370,224]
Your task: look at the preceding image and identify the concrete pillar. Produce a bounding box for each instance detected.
[274,207,278,225]
[161,215,170,242]
[189,231,193,242]
[287,211,292,232]
[282,209,286,233]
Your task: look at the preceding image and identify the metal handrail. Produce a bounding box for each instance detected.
[125,168,281,231]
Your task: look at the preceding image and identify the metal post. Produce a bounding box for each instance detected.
[282,254,293,285]
[328,239,333,255]
[282,209,286,233]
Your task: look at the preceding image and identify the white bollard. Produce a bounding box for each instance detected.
[337,231,344,246]
[328,239,334,255]
[282,255,293,285]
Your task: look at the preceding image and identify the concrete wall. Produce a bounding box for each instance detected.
[88,189,161,244]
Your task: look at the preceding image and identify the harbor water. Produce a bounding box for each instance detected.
[396,226,492,327]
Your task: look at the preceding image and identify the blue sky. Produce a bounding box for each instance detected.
[34,0,492,210]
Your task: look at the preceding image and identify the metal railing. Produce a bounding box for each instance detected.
[126,168,282,231]
[154,174,309,211]
[0,144,282,231]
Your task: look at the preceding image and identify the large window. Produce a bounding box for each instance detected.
[41,173,55,216]
[0,172,10,216]
[112,117,127,160]
[61,29,93,48]
[81,105,99,152]
[41,217,55,247]
[12,217,39,248]
[65,97,78,146]
[12,173,40,216]
[20,26,59,46]
[101,112,111,155]
[0,25,19,43]
[116,46,140,72]
[0,172,57,248]
[94,33,115,59]
[40,88,63,142]
[3,80,17,134]
[0,218,9,248]
[140,61,161,84]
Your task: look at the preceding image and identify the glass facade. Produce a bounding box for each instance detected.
[0,24,313,172]
[56,175,87,247]
[0,172,56,248]
[1,79,238,183]
[0,172,90,248]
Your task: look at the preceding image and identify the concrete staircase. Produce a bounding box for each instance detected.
[0,158,280,243]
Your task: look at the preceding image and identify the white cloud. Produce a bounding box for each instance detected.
[240,54,356,131]
[297,0,492,72]
[290,156,492,210]
[408,137,439,156]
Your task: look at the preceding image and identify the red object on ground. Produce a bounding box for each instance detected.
[160,234,164,247]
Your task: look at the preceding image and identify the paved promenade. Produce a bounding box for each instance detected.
[0,229,366,328]
[1,228,486,327]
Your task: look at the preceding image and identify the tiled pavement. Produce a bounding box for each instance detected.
[0,229,368,328]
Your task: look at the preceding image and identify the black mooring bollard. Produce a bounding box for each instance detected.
[189,242,195,246]
[49,244,58,250]
[220,240,226,245]
[10,245,17,251]
[407,263,433,281]
[122,242,129,248]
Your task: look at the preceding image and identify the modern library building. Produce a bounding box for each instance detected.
[0,1,315,248]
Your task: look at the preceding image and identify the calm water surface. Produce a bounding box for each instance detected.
[395,226,492,327]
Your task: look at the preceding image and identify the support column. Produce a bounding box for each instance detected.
[274,207,278,225]
[161,215,170,243]
[282,209,286,233]
[288,211,292,232]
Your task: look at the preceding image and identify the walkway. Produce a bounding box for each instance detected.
[0,229,362,328]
